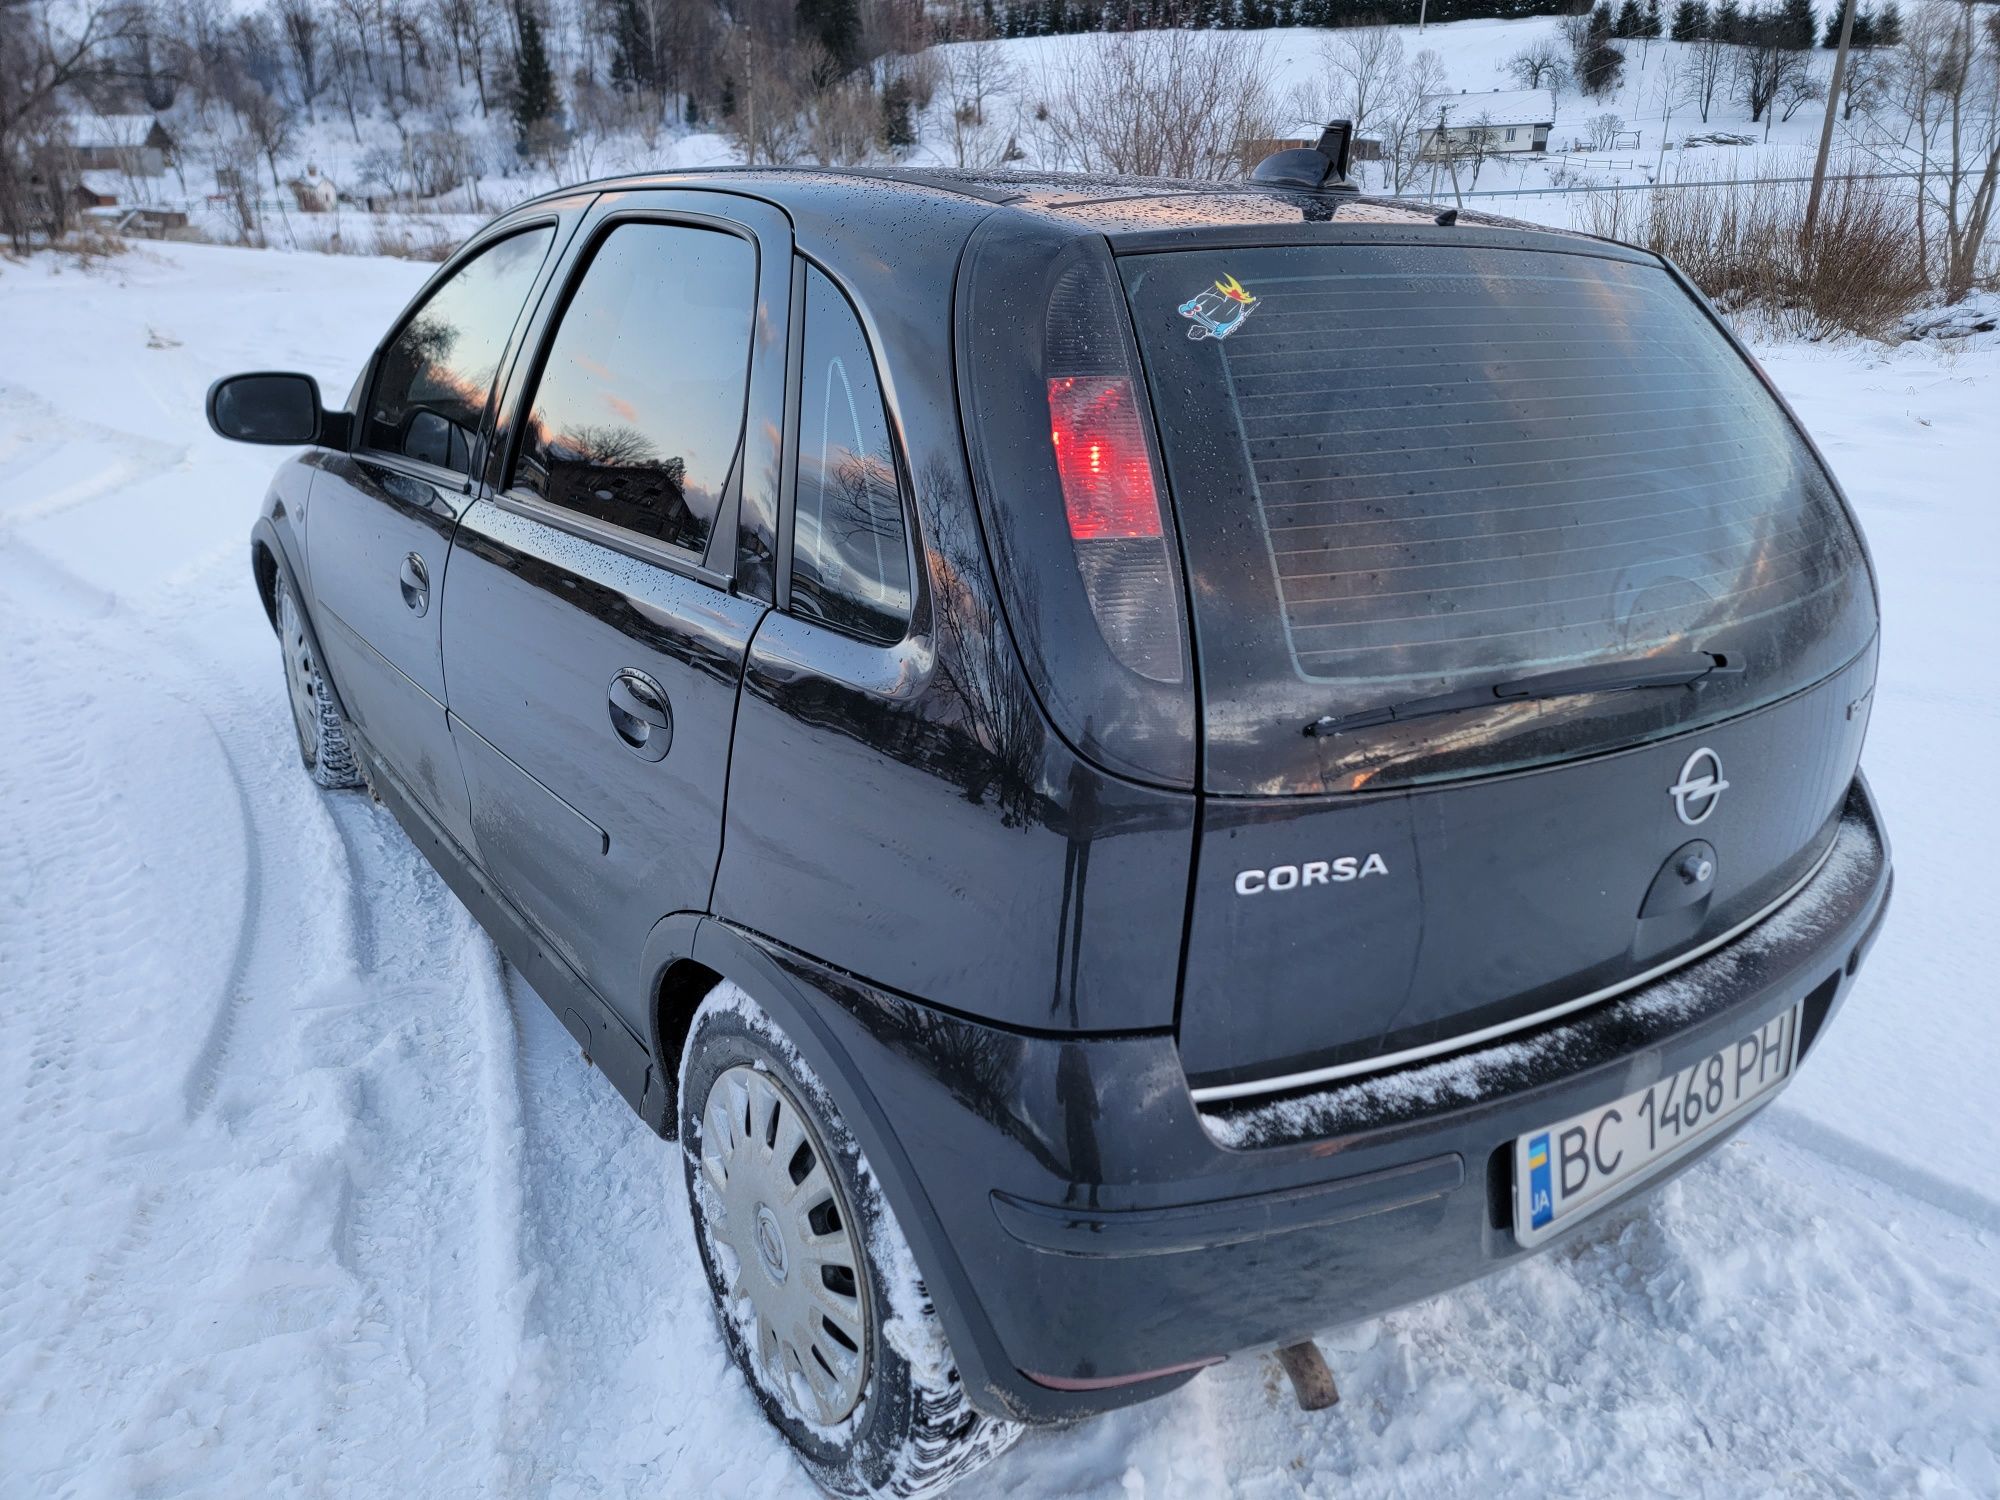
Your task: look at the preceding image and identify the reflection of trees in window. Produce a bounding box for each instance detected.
[398,313,457,387]
[795,339,911,644]
[527,419,704,550]
[364,227,554,474]
[553,423,663,471]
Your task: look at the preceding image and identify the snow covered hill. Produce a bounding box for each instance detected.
[1,241,1996,1498]
[103,12,1932,252]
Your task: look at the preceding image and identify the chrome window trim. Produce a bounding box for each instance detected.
[1188,833,1843,1107]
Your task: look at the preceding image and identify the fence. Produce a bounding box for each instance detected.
[1386,168,1938,202]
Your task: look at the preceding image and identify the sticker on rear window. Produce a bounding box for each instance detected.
[1178,275,1258,341]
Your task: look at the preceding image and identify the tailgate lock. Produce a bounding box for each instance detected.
[1641,840,1719,918]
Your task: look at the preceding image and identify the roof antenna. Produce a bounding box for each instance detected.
[1248,120,1360,194]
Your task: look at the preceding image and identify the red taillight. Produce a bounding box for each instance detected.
[1047,376,1163,541]
[1040,260,1186,687]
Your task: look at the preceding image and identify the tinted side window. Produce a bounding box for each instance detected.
[365,225,553,474]
[790,268,911,644]
[515,222,757,558]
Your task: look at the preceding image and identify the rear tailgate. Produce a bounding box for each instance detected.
[1118,238,1879,1095]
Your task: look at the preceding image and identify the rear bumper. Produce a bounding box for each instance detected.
[754,775,1891,1425]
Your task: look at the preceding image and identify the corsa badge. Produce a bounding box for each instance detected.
[1179,274,1259,341]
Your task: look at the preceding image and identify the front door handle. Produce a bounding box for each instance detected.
[398,552,430,616]
[608,669,672,761]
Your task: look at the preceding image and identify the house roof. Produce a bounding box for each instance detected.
[60,111,171,147]
[1419,90,1557,128]
[76,170,123,198]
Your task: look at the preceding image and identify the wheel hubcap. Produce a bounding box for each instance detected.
[701,1065,870,1427]
[276,587,318,761]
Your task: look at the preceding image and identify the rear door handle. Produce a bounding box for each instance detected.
[398,551,429,615]
[608,669,672,761]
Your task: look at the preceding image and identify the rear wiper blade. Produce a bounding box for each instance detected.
[1306,652,1741,737]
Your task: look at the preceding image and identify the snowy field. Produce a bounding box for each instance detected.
[2,240,1997,1498]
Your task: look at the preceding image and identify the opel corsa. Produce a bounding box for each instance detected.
[209,139,1893,1496]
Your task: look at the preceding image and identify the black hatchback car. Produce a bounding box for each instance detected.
[209,153,1892,1496]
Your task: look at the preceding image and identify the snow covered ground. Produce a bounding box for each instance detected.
[2,241,1996,1498]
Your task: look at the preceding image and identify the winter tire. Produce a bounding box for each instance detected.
[275,571,361,790]
[680,983,1020,1498]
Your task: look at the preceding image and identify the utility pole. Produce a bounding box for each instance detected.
[1419,0,1428,31]
[1804,0,1859,245]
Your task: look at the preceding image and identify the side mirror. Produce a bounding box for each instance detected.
[206,372,346,447]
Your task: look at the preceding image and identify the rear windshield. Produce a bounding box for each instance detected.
[1121,243,1876,795]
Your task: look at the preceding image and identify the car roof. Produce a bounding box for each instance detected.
[513,164,1594,246]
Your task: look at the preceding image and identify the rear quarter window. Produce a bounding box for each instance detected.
[788,266,912,645]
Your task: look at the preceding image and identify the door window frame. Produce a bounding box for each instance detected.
[484,191,794,593]
[353,209,574,492]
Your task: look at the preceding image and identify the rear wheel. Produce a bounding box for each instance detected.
[275,573,360,790]
[680,984,1019,1497]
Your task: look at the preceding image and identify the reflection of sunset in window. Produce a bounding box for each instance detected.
[365,225,554,475]
[511,223,756,556]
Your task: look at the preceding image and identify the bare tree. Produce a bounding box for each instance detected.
[1898,0,2000,295]
[1838,31,1889,120]
[241,85,297,187]
[1506,37,1569,95]
[1653,47,1683,165]
[1736,12,1813,135]
[722,28,809,165]
[802,56,875,165]
[1683,27,1731,121]
[274,0,324,121]
[1320,23,1405,140]
[1036,32,1279,180]
[1377,46,1449,193]
[1777,63,1825,120]
[938,33,1017,169]
[0,0,144,248]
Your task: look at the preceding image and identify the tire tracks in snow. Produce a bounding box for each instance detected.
[463,938,549,1494]
[177,706,268,1120]
[1761,1104,2000,1235]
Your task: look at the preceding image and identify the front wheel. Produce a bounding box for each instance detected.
[680,984,1019,1497]
[275,572,360,790]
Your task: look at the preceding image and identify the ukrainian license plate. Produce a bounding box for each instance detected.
[1513,1001,1803,1247]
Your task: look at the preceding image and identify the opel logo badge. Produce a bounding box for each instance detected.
[1670,747,1729,826]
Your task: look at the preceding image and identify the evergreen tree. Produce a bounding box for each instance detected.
[1714,0,1742,41]
[797,0,862,71]
[1873,0,1899,43]
[1643,0,1664,37]
[1579,1,1626,94]
[1614,0,1642,36]
[1776,0,1814,47]
[1670,0,1708,40]
[1819,0,1879,45]
[510,6,555,144]
[607,0,657,93]
[881,78,915,147]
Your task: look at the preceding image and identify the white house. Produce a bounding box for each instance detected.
[1418,90,1556,157]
